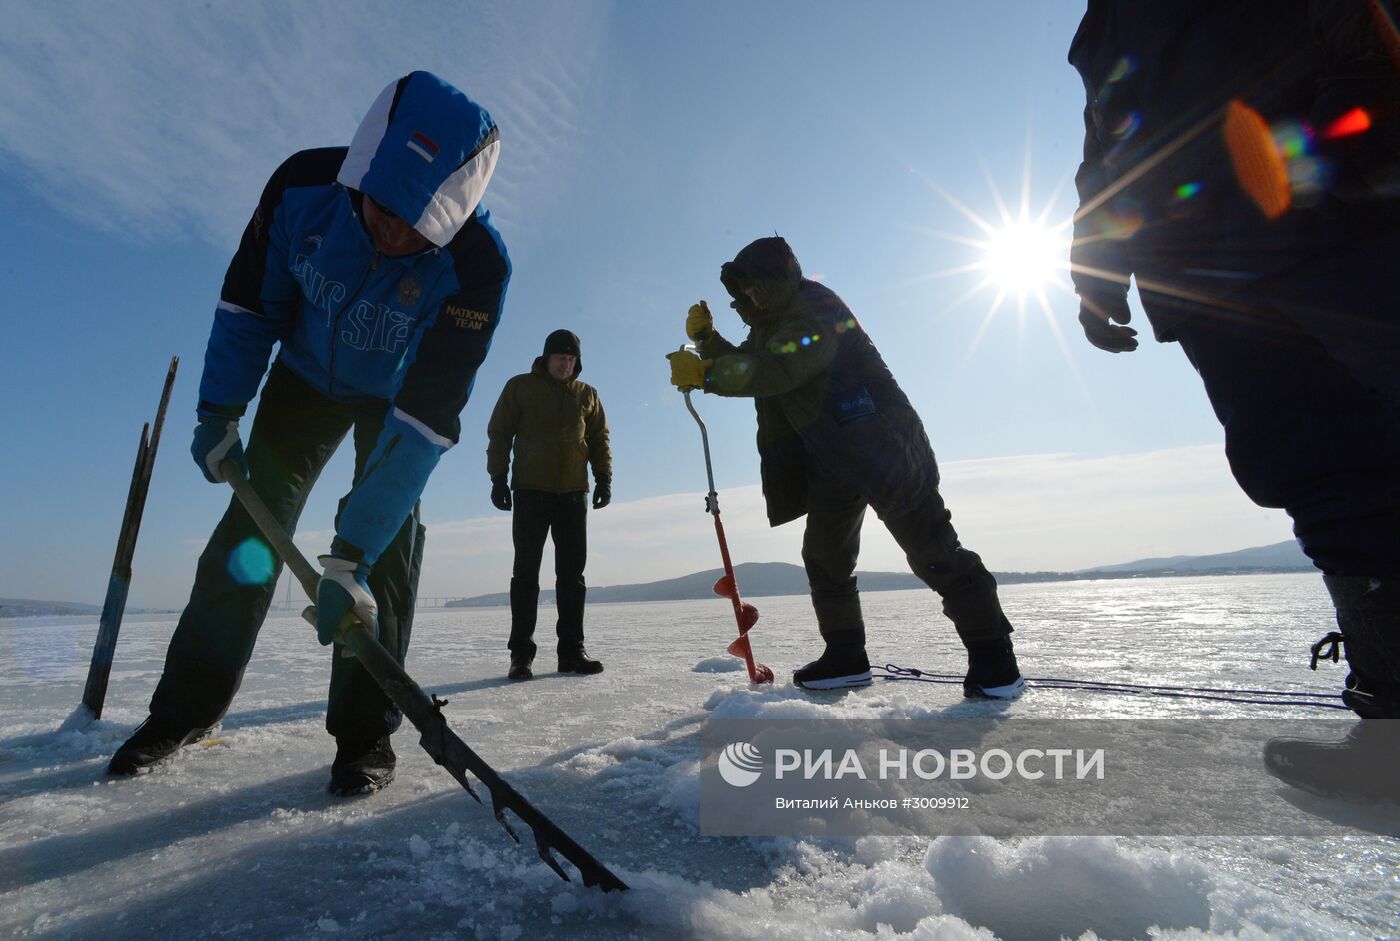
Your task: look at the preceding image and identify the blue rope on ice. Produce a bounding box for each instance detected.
[874,664,1351,710]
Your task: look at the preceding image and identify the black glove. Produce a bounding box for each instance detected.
[490,477,512,511]
[592,480,611,510]
[1077,287,1138,353]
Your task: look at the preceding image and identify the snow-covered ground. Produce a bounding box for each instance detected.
[2,573,1396,939]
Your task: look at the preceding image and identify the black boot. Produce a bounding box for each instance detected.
[107,716,213,776]
[328,736,396,796]
[794,638,872,690]
[558,647,604,675]
[963,637,1026,700]
[1315,576,1400,719]
[508,654,533,681]
[798,596,872,690]
[1264,720,1400,803]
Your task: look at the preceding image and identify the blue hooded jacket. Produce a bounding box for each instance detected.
[198,71,511,565]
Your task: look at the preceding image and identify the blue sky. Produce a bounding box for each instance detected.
[0,1,1294,608]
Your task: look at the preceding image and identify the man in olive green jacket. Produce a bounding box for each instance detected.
[487,329,612,679]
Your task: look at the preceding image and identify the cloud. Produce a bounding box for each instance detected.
[406,443,1293,601]
[0,1,611,249]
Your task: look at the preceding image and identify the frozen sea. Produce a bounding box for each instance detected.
[2,573,1397,940]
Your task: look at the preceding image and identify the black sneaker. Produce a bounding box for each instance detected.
[508,654,534,681]
[1263,720,1400,803]
[558,648,604,675]
[963,638,1026,700]
[107,717,212,776]
[794,644,872,690]
[328,736,396,797]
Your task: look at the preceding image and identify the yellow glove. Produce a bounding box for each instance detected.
[685,300,714,342]
[666,350,711,390]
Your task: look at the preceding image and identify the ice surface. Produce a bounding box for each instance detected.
[2,574,1396,939]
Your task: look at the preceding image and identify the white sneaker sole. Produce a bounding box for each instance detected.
[795,670,873,690]
[966,676,1027,700]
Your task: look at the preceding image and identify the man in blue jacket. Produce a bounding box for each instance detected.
[108,71,511,796]
[1069,1,1400,799]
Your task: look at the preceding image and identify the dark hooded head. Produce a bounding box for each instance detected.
[720,236,803,324]
[540,328,582,378]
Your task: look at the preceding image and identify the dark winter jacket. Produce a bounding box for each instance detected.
[486,353,610,495]
[197,72,510,565]
[697,237,937,526]
[1070,0,1400,339]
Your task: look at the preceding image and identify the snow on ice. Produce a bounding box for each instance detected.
[2,574,1397,939]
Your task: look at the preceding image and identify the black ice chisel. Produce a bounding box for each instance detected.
[220,459,627,893]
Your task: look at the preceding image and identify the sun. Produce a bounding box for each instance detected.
[977,214,1070,298]
[906,153,1083,375]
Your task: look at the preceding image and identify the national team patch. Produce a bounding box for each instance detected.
[406,131,440,163]
[398,276,422,306]
[445,303,491,330]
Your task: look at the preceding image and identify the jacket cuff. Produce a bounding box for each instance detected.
[197,400,247,421]
[329,536,367,565]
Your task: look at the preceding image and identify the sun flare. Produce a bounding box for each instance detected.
[905,151,1095,401]
[907,151,1084,377]
[977,216,1070,298]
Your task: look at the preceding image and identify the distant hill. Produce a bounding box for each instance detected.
[1079,540,1311,575]
[0,598,181,619]
[449,562,821,608]
[445,540,1313,608]
[0,598,104,618]
[7,541,1313,616]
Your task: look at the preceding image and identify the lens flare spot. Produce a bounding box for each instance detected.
[1224,99,1291,220]
[228,538,275,586]
[1110,112,1141,140]
[1323,107,1372,140]
[1287,156,1331,203]
[1174,181,1203,201]
[1107,56,1136,84]
[1273,121,1313,160]
[1088,200,1145,242]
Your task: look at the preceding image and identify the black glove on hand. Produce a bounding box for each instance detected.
[491,477,512,511]
[592,480,611,510]
[1077,288,1139,353]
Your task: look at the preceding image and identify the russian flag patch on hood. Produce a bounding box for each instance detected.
[407,131,440,162]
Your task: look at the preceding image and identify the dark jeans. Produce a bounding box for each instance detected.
[149,363,424,742]
[801,461,1013,646]
[507,490,588,660]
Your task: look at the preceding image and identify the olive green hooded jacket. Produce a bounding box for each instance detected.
[486,356,610,494]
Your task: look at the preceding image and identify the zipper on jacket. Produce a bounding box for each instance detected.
[327,250,382,399]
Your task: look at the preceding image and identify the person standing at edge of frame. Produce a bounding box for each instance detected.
[487,330,612,680]
[667,235,1025,698]
[1068,0,1400,800]
[107,71,511,798]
